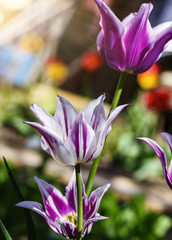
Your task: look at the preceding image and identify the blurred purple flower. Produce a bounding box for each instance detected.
[16,170,110,239]
[94,0,172,74]
[25,95,128,166]
[139,132,172,189]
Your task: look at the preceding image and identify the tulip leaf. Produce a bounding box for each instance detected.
[0,219,13,240]
[3,157,37,240]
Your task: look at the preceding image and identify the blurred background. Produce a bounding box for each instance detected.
[0,0,172,239]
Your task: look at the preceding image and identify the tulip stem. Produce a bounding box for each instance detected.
[110,71,127,111]
[75,164,83,240]
[85,71,127,197]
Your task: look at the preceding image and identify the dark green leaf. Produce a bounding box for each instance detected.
[0,219,12,240]
[3,157,37,240]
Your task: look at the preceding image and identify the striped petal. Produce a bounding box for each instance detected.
[94,104,129,159]
[85,184,110,220]
[24,121,75,166]
[138,137,172,189]
[65,171,77,212]
[16,201,58,233]
[65,170,87,214]
[54,96,78,139]
[83,215,108,237]
[161,132,172,155]
[66,113,95,163]
[30,104,62,134]
[82,94,106,132]
[55,220,77,239]
[34,176,71,221]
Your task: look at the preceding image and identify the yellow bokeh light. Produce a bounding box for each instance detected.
[0,0,32,11]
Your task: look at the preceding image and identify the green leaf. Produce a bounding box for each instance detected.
[3,157,37,240]
[0,219,12,240]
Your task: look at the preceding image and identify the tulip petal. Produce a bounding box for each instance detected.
[161,132,172,184]
[54,96,78,139]
[41,136,51,155]
[65,170,87,214]
[34,177,71,221]
[168,160,172,184]
[122,12,136,26]
[83,94,106,132]
[24,121,75,166]
[55,220,77,239]
[161,132,172,155]
[96,104,129,154]
[138,137,172,188]
[67,113,95,163]
[16,201,58,233]
[86,184,110,220]
[94,0,126,70]
[137,22,172,73]
[65,170,77,212]
[83,214,108,236]
[16,169,109,238]
[124,3,154,70]
[30,104,62,135]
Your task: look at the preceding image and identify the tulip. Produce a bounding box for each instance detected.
[16,170,110,239]
[143,87,171,112]
[138,132,172,189]
[25,94,128,166]
[94,0,172,74]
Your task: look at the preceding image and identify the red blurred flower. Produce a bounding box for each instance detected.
[81,51,103,73]
[143,87,171,112]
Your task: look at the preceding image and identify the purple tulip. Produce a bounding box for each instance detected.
[16,170,110,239]
[25,94,128,166]
[94,0,172,74]
[138,132,172,189]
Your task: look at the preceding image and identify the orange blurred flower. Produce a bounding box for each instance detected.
[45,57,69,84]
[81,51,103,73]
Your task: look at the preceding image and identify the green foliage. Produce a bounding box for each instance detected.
[3,157,37,240]
[85,193,171,240]
[0,160,63,240]
[0,160,170,240]
[0,86,36,136]
[103,97,163,177]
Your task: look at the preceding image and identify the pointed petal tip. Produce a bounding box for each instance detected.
[161,132,172,138]
[23,121,32,125]
[30,103,36,109]
[104,183,111,191]
[33,176,39,182]
[140,2,153,14]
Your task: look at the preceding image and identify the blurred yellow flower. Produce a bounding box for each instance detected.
[45,57,69,84]
[137,63,161,90]
[19,33,44,54]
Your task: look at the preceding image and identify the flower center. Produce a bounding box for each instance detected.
[62,211,77,225]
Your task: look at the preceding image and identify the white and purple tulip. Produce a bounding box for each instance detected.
[16,170,110,239]
[139,132,172,189]
[94,0,172,74]
[25,94,128,166]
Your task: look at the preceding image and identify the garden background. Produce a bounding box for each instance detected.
[0,0,172,239]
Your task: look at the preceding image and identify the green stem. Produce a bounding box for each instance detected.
[75,164,83,240]
[110,71,127,111]
[85,71,127,197]
[0,219,12,240]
